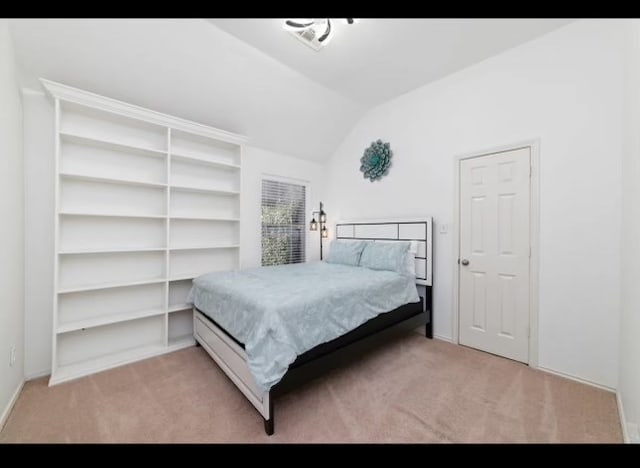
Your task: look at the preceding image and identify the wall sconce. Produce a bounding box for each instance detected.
[310,201,328,260]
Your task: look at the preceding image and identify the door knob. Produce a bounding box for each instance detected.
[461,259,469,266]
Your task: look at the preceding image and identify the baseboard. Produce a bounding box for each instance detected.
[0,380,24,431]
[24,369,50,381]
[617,391,630,443]
[434,334,453,343]
[537,365,616,393]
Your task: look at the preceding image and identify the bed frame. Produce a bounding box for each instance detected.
[193,217,433,435]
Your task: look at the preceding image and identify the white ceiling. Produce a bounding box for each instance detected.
[210,19,572,106]
[10,18,572,162]
[10,18,363,162]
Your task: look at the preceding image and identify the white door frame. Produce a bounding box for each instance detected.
[452,139,540,368]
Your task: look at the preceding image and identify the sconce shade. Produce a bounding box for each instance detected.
[310,218,318,231]
[319,210,326,223]
[321,225,328,238]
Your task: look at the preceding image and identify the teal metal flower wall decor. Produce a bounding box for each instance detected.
[360,139,392,182]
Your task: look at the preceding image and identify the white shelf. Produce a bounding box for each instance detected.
[168,303,192,313]
[50,342,167,385]
[171,151,240,170]
[60,172,167,189]
[170,185,239,196]
[58,277,166,294]
[170,215,240,222]
[60,210,166,220]
[59,247,166,255]
[169,274,202,282]
[168,335,196,349]
[57,308,165,334]
[169,244,239,251]
[60,131,166,158]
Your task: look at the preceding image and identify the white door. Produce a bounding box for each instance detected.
[458,147,531,363]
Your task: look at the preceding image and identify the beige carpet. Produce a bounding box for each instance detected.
[0,331,622,443]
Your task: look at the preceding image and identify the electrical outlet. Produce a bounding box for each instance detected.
[9,346,16,367]
[439,223,448,234]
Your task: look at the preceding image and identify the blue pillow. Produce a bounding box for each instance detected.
[325,240,367,266]
[359,241,411,275]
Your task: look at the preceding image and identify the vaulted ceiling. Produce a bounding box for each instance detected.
[10,18,571,162]
[211,19,572,106]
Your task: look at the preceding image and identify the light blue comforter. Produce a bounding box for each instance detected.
[188,261,420,394]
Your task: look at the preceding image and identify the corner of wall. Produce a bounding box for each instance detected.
[619,18,640,445]
[0,18,26,434]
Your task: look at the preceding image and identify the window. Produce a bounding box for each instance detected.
[261,179,306,266]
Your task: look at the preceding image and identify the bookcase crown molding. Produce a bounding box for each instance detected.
[40,78,248,145]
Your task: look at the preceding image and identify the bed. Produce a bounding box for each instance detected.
[190,218,433,435]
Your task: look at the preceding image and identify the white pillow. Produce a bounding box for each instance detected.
[358,240,416,277]
[325,240,367,266]
[404,250,416,277]
[372,239,418,255]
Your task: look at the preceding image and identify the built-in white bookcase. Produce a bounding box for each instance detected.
[42,79,246,385]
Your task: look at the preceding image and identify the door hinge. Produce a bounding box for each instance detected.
[529,165,533,178]
[529,246,531,258]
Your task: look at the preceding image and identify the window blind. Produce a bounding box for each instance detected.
[261,179,306,266]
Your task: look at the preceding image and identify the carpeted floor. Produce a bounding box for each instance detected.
[0,331,622,443]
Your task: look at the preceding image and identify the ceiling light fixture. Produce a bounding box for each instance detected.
[283,19,358,50]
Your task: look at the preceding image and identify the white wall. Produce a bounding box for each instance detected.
[21,92,325,377]
[0,20,25,423]
[325,20,623,388]
[619,20,640,443]
[22,91,53,378]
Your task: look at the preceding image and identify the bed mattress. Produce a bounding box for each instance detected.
[188,261,419,394]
